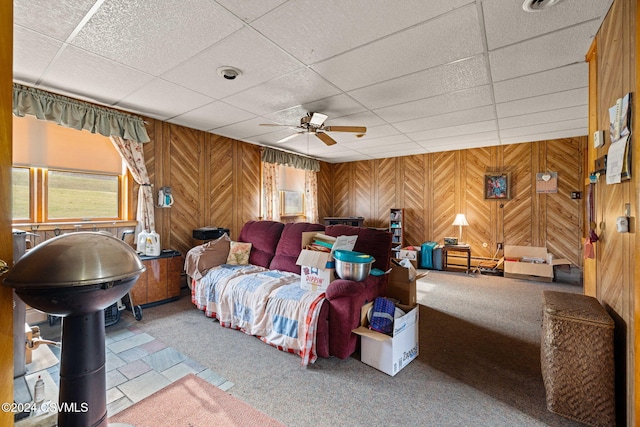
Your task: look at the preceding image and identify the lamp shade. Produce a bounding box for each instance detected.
[452,214,469,227]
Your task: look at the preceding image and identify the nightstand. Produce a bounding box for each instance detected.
[442,245,471,274]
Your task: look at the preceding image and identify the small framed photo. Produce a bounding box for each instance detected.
[484,173,510,200]
[280,191,304,216]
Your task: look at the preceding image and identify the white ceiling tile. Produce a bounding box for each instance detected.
[262,94,369,125]
[416,131,499,147]
[71,0,243,75]
[341,135,412,150]
[212,117,278,139]
[394,105,496,133]
[496,88,588,118]
[13,27,63,85]
[408,120,497,141]
[499,118,586,138]
[493,62,587,103]
[115,79,215,121]
[14,0,98,41]
[489,21,602,82]
[312,4,483,91]
[350,55,489,109]
[162,27,303,100]
[483,0,613,50]
[498,106,586,130]
[374,85,493,122]
[215,0,288,23]
[500,129,587,145]
[40,46,154,106]
[420,138,501,153]
[252,0,475,64]
[223,68,342,115]
[365,145,427,158]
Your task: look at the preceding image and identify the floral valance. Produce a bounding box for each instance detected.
[261,147,319,172]
[13,83,150,143]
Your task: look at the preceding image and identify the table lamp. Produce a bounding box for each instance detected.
[452,214,469,245]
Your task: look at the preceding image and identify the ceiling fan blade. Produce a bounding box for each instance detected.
[277,132,304,143]
[309,112,328,127]
[315,132,337,146]
[323,126,367,134]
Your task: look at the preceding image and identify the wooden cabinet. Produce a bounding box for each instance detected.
[131,251,183,306]
[389,208,404,255]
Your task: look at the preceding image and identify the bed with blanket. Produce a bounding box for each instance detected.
[186,221,393,364]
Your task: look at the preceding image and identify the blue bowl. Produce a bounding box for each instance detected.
[333,249,374,264]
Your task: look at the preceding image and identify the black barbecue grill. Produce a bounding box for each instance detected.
[3,232,145,427]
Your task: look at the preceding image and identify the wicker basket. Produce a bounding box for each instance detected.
[541,291,615,427]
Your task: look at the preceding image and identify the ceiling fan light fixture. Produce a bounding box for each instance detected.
[309,112,328,127]
[522,0,562,12]
[217,66,242,80]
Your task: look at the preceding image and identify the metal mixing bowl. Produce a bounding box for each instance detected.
[335,258,375,281]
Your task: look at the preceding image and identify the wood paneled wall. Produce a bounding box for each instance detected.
[0,1,12,424]
[586,0,638,424]
[319,138,586,265]
[138,119,262,257]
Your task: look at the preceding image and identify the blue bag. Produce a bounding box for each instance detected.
[420,241,438,269]
[368,297,396,335]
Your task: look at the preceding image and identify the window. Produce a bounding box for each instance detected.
[46,170,120,220]
[12,115,127,224]
[11,167,31,221]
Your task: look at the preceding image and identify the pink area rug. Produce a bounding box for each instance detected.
[108,373,285,427]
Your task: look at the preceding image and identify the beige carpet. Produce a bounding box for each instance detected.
[108,373,285,427]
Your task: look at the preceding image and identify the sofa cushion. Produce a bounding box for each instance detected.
[269,222,325,274]
[325,225,393,271]
[237,220,285,268]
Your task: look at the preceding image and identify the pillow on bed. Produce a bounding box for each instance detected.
[226,241,252,265]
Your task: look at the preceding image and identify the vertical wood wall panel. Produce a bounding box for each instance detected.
[353,160,374,223]
[0,1,13,422]
[503,143,533,246]
[431,151,456,243]
[465,147,494,258]
[317,161,333,223]
[402,155,427,248]
[208,135,234,236]
[375,157,397,228]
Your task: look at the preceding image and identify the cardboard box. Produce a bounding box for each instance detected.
[352,301,419,376]
[503,245,570,282]
[398,247,420,261]
[296,232,357,291]
[386,259,426,306]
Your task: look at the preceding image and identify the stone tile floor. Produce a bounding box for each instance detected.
[15,309,233,426]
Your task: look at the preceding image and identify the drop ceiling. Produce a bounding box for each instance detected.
[13,0,613,163]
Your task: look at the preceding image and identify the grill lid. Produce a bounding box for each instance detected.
[3,232,145,289]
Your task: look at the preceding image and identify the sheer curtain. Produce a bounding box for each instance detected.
[261,147,319,222]
[262,162,280,220]
[110,136,155,234]
[304,170,318,224]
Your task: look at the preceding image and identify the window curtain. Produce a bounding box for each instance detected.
[262,162,280,220]
[110,136,155,234]
[260,147,319,222]
[304,170,318,224]
[13,83,150,143]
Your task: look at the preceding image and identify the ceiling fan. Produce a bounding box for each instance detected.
[259,112,366,146]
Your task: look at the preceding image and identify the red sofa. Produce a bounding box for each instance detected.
[193,220,393,360]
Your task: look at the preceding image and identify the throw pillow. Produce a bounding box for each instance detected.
[184,233,231,280]
[226,241,252,265]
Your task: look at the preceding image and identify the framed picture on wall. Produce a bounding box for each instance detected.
[280,191,304,216]
[484,173,511,200]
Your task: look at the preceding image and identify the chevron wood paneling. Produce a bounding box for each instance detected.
[317,161,333,222]
[546,139,583,266]
[353,160,374,225]
[432,151,456,243]
[402,155,427,247]
[503,143,533,246]
[168,125,202,256]
[465,147,494,258]
[238,143,261,234]
[332,162,351,217]
[208,135,234,235]
[374,157,397,228]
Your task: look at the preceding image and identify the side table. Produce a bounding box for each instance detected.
[442,245,471,274]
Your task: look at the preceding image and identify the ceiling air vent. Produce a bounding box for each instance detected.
[522,0,562,12]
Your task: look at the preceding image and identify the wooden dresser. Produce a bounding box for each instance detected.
[131,250,183,306]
